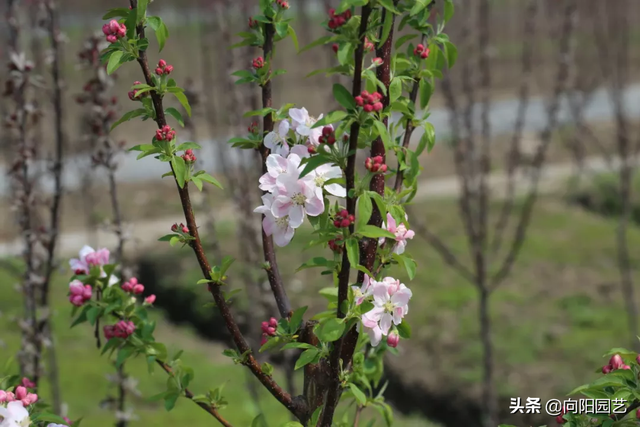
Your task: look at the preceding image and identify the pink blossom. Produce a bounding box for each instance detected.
[264,120,291,156]
[272,173,325,228]
[0,390,8,403]
[144,294,156,305]
[258,153,302,193]
[102,19,126,44]
[104,320,136,340]
[69,280,92,306]
[380,213,415,255]
[254,194,295,247]
[0,401,30,425]
[351,274,375,305]
[307,163,346,198]
[288,108,324,147]
[363,281,412,336]
[21,378,35,389]
[69,246,118,286]
[359,315,383,347]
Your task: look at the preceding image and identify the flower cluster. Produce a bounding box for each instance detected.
[354,276,412,347]
[333,209,354,228]
[69,280,93,306]
[261,317,278,345]
[380,213,415,255]
[182,148,197,163]
[355,90,383,112]
[275,0,289,9]
[252,56,264,69]
[413,43,430,59]
[128,80,147,101]
[328,237,344,253]
[154,59,173,76]
[171,223,189,233]
[70,246,118,286]
[264,107,331,155]
[365,156,387,173]
[318,126,336,145]
[327,8,352,29]
[121,277,144,295]
[104,320,136,340]
[0,386,37,407]
[155,125,176,142]
[602,354,632,373]
[102,19,126,43]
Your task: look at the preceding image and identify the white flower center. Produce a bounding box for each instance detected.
[276,216,289,228]
[314,175,326,187]
[291,192,306,206]
[354,289,363,298]
[383,301,395,313]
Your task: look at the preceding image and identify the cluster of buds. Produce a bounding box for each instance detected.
[128,80,147,101]
[104,320,136,340]
[0,386,38,406]
[364,37,375,53]
[333,209,355,228]
[69,280,92,307]
[155,125,176,142]
[365,156,387,173]
[155,59,173,76]
[328,8,352,29]
[252,56,264,69]
[102,19,126,43]
[602,353,632,374]
[248,17,258,28]
[248,121,259,135]
[121,277,145,295]
[319,126,336,145]
[328,236,344,253]
[171,223,189,233]
[275,0,289,9]
[355,90,383,112]
[260,317,278,345]
[387,331,400,348]
[413,44,430,59]
[182,149,197,163]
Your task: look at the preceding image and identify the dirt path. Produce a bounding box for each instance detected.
[0,155,619,258]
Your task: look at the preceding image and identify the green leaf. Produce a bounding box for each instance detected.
[410,0,431,16]
[176,142,201,151]
[297,257,335,272]
[289,306,308,332]
[102,8,131,20]
[389,78,402,104]
[378,0,399,13]
[419,78,432,110]
[356,195,372,231]
[244,107,276,118]
[197,173,223,189]
[443,0,454,23]
[312,110,348,128]
[147,16,169,51]
[319,287,338,301]
[316,318,345,342]
[358,225,395,239]
[416,122,436,156]
[164,392,179,411]
[165,107,185,127]
[602,348,638,358]
[106,51,124,75]
[294,348,319,370]
[345,238,360,269]
[251,414,269,427]
[275,22,288,38]
[379,8,394,45]
[299,35,335,54]
[86,306,101,326]
[136,0,148,23]
[287,25,299,52]
[333,83,356,110]
[261,362,274,376]
[395,34,417,50]
[349,383,367,405]
[173,91,191,117]
[281,342,315,351]
[282,423,304,427]
[220,255,235,275]
[116,346,135,367]
[443,41,458,68]
[112,108,147,131]
[373,120,391,150]
[397,321,412,339]
[32,413,69,424]
[171,156,187,189]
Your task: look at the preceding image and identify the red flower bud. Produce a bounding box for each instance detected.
[372,57,383,66]
[252,56,264,69]
[155,67,163,75]
[373,102,383,111]
[354,96,364,106]
[420,48,430,59]
[332,43,339,53]
[363,104,373,112]
[158,59,167,68]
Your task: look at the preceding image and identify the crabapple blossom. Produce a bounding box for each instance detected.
[122,277,144,294]
[264,120,291,156]
[332,43,339,53]
[364,37,374,53]
[272,173,324,228]
[362,279,412,339]
[289,107,324,147]
[254,194,296,247]
[102,20,126,43]
[359,315,383,347]
[318,126,336,145]
[372,57,383,66]
[365,156,387,173]
[104,320,136,340]
[327,8,351,29]
[171,223,189,233]
[307,164,346,198]
[19,379,34,389]
[155,125,175,142]
[328,237,344,253]
[351,274,374,305]
[261,317,278,336]
[355,90,383,112]
[380,213,415,255]
[0,401,30,427]
[333,209,354,228]
[258,153,302,193]
[414,44,431,60]
[248,17,258,28]
[13,387,37,407]
[387,332,400,348]
[252,56,264,69]
[182,149,197,163]
[154,59,173,75]
[68,280,92,306]
[70,246,119,286]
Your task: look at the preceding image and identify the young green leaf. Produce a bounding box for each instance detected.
[443,41,458,68]
[197,173,223,189]
[312,110,348,128]
[106,51,124,75]
[289,306,308,332]
[147,16,169,51]
[333,83,356,110]
[298,154,333,179]
[349,383,368,406]
[316,318,345,342]
[165,107,185,127]
[389,78,402,103]
[397,321,412,339]
[379,8,394,45]
[171,156,187,188]
[416,122,436,156]
[356,195,373,231]
[373,120,392,150]
[294,348,319,370]
[345,237,360,269]
[287,25,299,52]
[358,225,395,239]
[176,142,202,151]
[444,0,455,23]
[299,35,335,54]
[419,77,432,110]
[172,91,191,117]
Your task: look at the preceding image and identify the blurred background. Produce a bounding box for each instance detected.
[1,0,640,425]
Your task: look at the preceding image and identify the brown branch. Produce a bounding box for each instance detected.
[156,359,234,427]
[490,0,537,255]
[319,5,372,426]
[127,0,305,420]
[392,74,421,193]
[490,0,576,291]
[259,21,292,319]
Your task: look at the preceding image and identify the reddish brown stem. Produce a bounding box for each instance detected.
[127,0,305,420]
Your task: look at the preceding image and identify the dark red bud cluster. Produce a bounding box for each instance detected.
[365,156,387,173]
[248,17,258,28]
[155,125,176,142]
[328,237,344,253]
[248,121,259,134]
[171,223,189,233]
[261,317,278,336]
[102,19,126,43]
[354,90,383,112]
[276,0,289,9]
[182,149,197,163]
[333,209,354,228]
[252,56,264,69]
[413,44,430,59]
[328,8,352,29]
[155,59,173,76]
[319,126,336,145]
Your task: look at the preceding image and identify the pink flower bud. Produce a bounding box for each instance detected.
[158,59,167,68]
[269,317,278,327]
[372,57,383,66]
[332,43,338,53]
[133,284,145,295]
[106,35,117,43]
[69,280,84,296]
[261,321,269,333]
[267,326,276,336]
[610,354,624,370]
[420,48,430,59]
[363,104,373,113]
[23,393,38,406]
[164,65,174,75]
[108,20,120,34]
[354,96,364,106]
[82,285,92,300]
[104,325,116,340]
[636,354,640,365]
[155,67,164,75]
[637,409,640,419]
[623,364,632,370]
[69,295,84,306]
[181,225,189,233]
[171,223,179,232]
[121,283,132,293]
[145,294,156,305]
[260,333,268,346]
[0,390,7,403]
[117,27,126,38]
[102,24,111,36]
[602,364,612,374]
[373,102,383,111]
[252,56,264,69]
[15,387,27,401]
[387,332,400,348]
[21,378,35,389]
